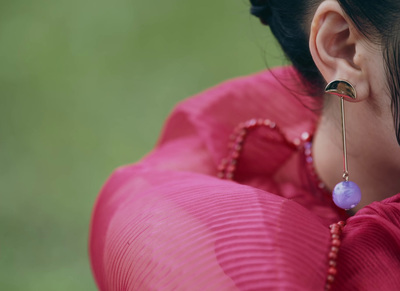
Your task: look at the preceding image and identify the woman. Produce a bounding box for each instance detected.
[90,0,400,290]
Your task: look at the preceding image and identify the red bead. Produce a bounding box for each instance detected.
[263,119,271,126]
[338,221,346,227]
[332,239,341,247]
[332,234,339,240]
[328,267,337,276]
[327,275,335,284]
[328,251,337,260]
[329,260,337,267]
[257,118,264,125]
[236,137,244,144]
[231,151,239,159]
[217,164,225,171]
[239,129,246,136]
[331,246,339,253]
[325,283,332,291]
[330,228,340,235]
[227,164,236,173]
[246,119,257,128]
[226,173,233,180]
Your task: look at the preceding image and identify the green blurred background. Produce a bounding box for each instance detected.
[0,0,285,290]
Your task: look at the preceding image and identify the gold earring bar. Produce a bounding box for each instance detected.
[340,97,349,182]
[325,80,356,181]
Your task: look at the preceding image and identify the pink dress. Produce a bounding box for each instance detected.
[89,67,400,290]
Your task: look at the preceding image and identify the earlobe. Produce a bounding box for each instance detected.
[309,1,369,101]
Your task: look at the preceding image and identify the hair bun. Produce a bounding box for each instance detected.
[250,0,272,25]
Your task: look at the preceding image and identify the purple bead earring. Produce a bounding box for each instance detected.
[325,80,362,210]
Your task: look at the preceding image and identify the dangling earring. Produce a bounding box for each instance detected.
[325,80,361,210]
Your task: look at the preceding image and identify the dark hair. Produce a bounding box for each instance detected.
[250,0,400,144]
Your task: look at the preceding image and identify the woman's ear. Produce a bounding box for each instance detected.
[309,1,369,101]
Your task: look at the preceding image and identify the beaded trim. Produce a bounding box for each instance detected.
[304,141,328,192]
[217,118,305,180]
[326,221,346,290]
[217,118,346,290]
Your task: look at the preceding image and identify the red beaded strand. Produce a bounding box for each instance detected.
[325,221,346,290]
[217,118,298,180]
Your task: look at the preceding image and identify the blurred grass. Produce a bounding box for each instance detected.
[0,0,285,290]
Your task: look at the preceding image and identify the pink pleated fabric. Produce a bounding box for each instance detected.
[89,67,400,290]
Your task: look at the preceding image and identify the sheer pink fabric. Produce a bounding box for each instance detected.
[89,67,400,290]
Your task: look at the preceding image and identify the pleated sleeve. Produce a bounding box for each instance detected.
[90,166,332,290]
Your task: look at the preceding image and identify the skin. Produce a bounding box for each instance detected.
[309,0,400,212]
